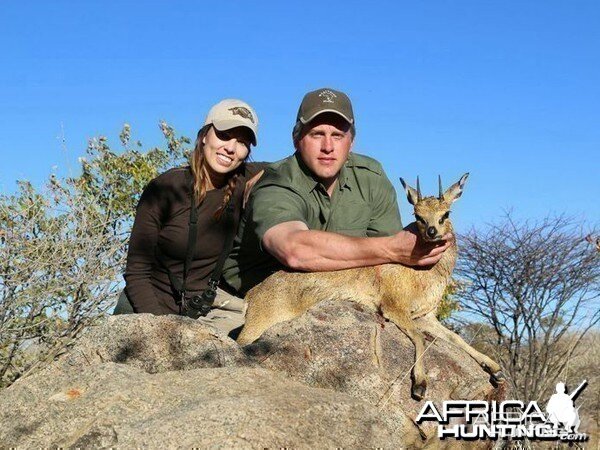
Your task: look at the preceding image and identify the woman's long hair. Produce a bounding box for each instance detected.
[189,124,247,219]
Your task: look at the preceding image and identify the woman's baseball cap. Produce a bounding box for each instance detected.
[204,99,259,146]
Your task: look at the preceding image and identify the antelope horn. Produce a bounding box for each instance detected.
[438,175,443,200]
[416,176,422,201]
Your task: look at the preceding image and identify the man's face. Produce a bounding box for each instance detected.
[296,113,353,189]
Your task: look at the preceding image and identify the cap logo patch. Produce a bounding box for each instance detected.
[228,106,255,123]
[319,90,337,104]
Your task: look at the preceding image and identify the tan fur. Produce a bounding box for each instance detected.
[237,174,503,399]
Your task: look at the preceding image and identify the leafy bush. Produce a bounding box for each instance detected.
[0,123,190,388]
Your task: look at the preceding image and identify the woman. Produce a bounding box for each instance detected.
[115,99,263,336]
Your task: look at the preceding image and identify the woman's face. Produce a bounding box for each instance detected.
[202,126,252,176]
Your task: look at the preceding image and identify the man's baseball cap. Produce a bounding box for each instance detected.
[296,88,354,127]
[204,99,258,146]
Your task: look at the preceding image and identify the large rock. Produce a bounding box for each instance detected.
[0,363,401,448]
[244,301,506,443]
[0,304,506,448]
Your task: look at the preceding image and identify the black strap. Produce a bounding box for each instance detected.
[181,185,199,296]
[208,195,240,289]
[160,171,242,313]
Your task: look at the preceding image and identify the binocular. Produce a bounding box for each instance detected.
[187,288,217,317]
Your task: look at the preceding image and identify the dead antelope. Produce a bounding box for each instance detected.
[237,173,505,400]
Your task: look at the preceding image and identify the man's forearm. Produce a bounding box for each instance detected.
[277,229,395,271]
[262,221,452,271]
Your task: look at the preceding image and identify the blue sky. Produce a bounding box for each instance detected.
[1,0,599,233]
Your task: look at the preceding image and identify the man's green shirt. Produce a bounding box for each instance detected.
[222,152,402,295]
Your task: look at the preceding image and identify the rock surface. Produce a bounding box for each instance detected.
[1,363,402,448]
[0,304,506,448]
[60,313,248,372]
[245,301,506,442]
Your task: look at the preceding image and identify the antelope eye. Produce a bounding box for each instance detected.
[439,211,450,224]
[414,214,426,225]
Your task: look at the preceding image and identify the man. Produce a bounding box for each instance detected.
[222,87,452,296]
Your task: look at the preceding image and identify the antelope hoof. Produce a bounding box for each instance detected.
[490,371,506,386]
[411,382,427,401]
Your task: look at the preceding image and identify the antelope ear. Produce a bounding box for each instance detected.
[443,173,469,203]
[400,177,419,205]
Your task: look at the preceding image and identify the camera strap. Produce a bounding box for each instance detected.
[161,170,242,314]
[179,184,199,303]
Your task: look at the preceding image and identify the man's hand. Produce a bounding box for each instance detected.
[388,222,454,267]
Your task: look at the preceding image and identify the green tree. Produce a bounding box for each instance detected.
[0,123,190,388]
[436,280,461,323]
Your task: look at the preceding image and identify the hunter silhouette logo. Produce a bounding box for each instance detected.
[228,106,255,123]
[546,381,586,433]
[319,89,337,103]
[416,379,589,442]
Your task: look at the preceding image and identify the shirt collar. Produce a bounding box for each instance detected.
[293,152,320,193]
[338,160,351,191]
[293,152,352,194]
